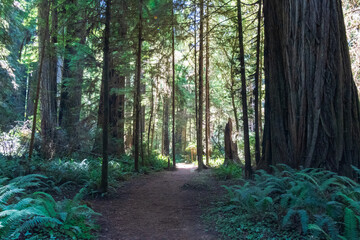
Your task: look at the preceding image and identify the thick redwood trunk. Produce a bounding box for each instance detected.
[260,0,360,177]
[39,0,57,158]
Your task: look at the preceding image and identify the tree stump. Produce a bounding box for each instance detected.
[224,118,242,165]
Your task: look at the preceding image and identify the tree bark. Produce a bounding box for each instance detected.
[148,81,154,156]
[163,95,170,156]
[197,0,206,170]
[205,1,210,166]
[194,0,198,147]
[224,118,241,165]
[237,0,252,178]
[134,0,143,172]
[29,0,50,160]
[259,0,360,178]
[172,3,176,168]
[100,0,111,193]
[59,0,85,150]
[254,0,262,165]
[39,0,57,159]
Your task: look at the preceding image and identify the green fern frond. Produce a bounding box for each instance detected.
[344,207,358,240]
[308,223,332,240]
[11,216,62,237]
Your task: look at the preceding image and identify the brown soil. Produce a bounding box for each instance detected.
[91,163,220,240]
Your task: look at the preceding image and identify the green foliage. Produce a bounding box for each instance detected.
[208,165,360,239]
[0,174,99,239]
[214,164,243,180]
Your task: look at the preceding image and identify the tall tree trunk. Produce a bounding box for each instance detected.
[259,28,264,141]
[254,0,262,165]
[237,0,252,178]
[109,68,125,156]
[134,0,143,172]
[194,0,198,146]
[259,0,360,178]
[29,0,50,160]
[40,0,57,159]
[59,0,85,150]
[100,0,111,193]
[109,6,127,156]
[172,3,176,168]
[197,0,205,169]
[205,1,210,166]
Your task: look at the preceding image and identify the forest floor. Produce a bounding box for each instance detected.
[91,163,221,240]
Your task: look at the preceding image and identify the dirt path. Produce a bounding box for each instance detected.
[91,163,219,240]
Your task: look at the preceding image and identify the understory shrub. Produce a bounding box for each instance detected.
[0,174,99,239]
[209,165,360,239]
[214,164,243,180]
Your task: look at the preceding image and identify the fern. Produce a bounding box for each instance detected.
[282,209,308,233]
[0,174,99,239]
[344,207,358,240]
[217,164,360,238]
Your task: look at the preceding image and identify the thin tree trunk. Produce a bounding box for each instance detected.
[254,0,262,165]
[134,0,143,172]
[205,1,210,166]
[163,95,170,156]
[237,0,252,178]
[100,0,111,193]
[194,0,198,146]
[197,0,205,170]
[230,67,239,132]
[172,3,176,168]
[259,28,264,140]
[148,81,154,156]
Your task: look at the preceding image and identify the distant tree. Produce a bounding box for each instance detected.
[259,0,360,177]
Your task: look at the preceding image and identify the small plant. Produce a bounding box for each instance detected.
[208,165,360,239]
[0,174,99,239]
[214,164,242,180]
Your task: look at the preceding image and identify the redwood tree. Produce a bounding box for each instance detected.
[237,0,252,178]
[259,0,360,177]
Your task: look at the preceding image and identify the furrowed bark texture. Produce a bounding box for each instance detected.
[260,0,360,177]
[39,0,57,158]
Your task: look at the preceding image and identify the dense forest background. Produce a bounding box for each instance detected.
[1,0,360,239]
[1,0,359,169]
